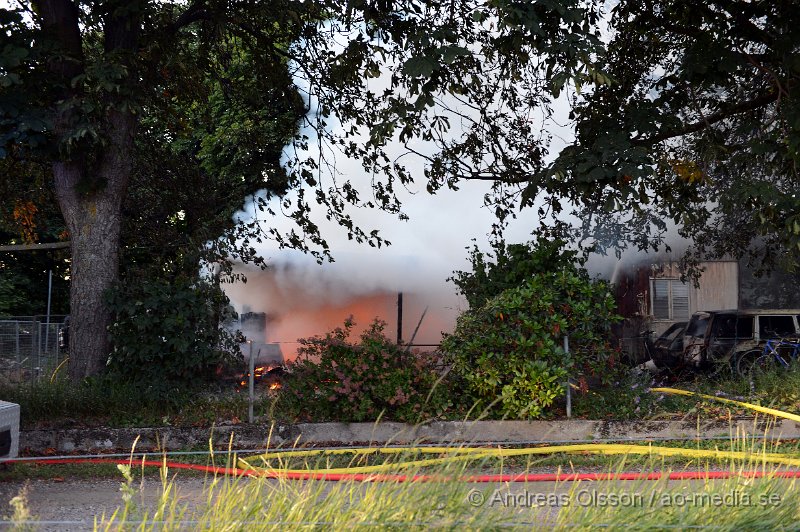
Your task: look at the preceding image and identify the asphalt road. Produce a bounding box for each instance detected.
[0,474,791,530]
[0,476,210,531]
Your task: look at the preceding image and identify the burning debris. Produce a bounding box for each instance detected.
[238,364,286,392]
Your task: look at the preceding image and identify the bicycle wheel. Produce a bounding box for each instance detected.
[735,349,765,378]
[751,354,779,378]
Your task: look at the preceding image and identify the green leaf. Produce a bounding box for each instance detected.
[402,55,440,78]
[440,45,470,64]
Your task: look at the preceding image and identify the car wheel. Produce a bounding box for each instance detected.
[735,349,764,378]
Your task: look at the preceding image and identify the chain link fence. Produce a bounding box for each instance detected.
[0,316,68,383]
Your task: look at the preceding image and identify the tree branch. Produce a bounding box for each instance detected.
[168,1,210,33]
[0,242,71,252]
[32,0,83,79]
[632,90,778,146]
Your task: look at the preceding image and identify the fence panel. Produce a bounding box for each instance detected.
[0,317,67,383]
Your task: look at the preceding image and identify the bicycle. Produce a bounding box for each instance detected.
[735,337,800,378]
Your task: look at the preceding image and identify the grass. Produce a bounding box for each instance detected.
[568,360,800,421]
[0,374,272,429]
[5,437,798,530]
[0,462,124,481]
[5,356,800,431]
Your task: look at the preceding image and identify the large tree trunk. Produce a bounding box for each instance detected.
[37,0,140,379]
[53,112,135,379]
[57,177,123,378]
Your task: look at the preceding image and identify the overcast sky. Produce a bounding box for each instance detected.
[224,65,585,350]
[218,11,643,350]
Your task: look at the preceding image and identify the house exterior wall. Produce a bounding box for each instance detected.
[648,261,738,331]
[692,261,739,312]
[739,261,800,309]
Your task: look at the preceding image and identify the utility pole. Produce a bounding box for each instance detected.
[396,292,403,345]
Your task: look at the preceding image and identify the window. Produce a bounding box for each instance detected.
[710,313,753,340]
[736,316,754,338]
[758,316,796,338]
[651,279,690,320]
[685,314,709,337]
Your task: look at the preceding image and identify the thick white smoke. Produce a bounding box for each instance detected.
[221,30,597,358]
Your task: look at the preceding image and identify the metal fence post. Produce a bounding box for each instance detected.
[248,340,255,423]
[564,335,571,418]
[45,270,52,356]
[14,321,20,367]
[33,319,39,375]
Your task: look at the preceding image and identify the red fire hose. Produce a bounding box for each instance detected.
[10,457,800,483]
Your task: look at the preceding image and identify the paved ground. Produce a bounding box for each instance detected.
[0,473,791,530]
[1,475,557,530]
[0,476,211,530]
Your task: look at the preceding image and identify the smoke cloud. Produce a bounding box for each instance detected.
[221,47,644,358]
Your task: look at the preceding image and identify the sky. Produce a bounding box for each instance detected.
[217,8,642,356]
[223,78,583,355]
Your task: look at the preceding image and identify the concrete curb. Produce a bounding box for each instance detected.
[20,418,800,454]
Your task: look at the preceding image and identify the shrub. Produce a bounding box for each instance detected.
[276,318,455,423]
[450,236,580,309]
[441,269,621,419]
[106,278,240,394]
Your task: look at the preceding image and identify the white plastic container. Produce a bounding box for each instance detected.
[0,400,20,459]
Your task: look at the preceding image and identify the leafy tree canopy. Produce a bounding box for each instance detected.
[0,0,608,377]
[3,0,794,376]
[450,235,582,309]
[522,0,800,274]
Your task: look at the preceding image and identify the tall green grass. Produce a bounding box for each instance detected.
[3,431,799,529]
[78,435,800,530]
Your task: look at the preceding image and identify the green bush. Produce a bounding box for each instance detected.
[276,318,455,423]
[441,270,621,419]
[106,278,240,393]
[450,236,580,309]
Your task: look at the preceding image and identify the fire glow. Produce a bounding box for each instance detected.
[224,261,463,362]
[239,364,284,391]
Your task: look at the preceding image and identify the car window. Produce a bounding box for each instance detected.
[685,316,709,337]
[758,316,795,338]
[711,315,734,338]
[735,316,754,338]
[659,322,686,341]
[710,314,753,339]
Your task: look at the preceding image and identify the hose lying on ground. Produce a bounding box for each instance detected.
[4,387,798,483]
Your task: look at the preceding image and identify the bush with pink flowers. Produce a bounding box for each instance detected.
[275,318,457,423]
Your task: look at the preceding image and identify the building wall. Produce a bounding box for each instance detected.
[648,261,738,330]
[739,261,800,309]
[691,261,739,313]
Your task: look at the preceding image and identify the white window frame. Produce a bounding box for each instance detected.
[650,278,690,321]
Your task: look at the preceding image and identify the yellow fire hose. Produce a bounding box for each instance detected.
[238,387,800,475]
[651,387,800,423]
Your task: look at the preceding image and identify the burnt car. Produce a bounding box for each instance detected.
[647,321,688,369]
[653,309,800,374]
